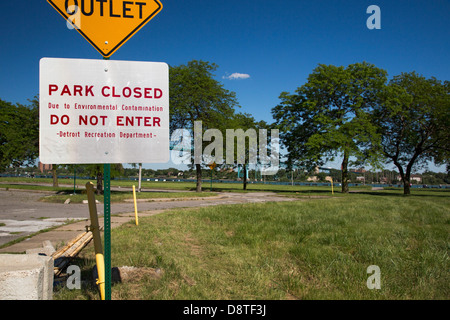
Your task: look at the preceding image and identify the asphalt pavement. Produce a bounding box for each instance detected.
[0,188,297,252]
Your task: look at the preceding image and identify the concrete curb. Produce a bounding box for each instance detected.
[0,210,164,254]
[0,254,54,300]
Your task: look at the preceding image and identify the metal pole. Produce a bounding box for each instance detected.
[133,185,139,226]
[102,56,112,300]
[103,163,111,300]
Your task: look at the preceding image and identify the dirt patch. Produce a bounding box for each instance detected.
[93,265,163,284]
[297,195,332,199]
[182,274,197,286]
[183,233,203,257]
[109,266,164,300]
[225,230,234,237]
[115,266,163,282]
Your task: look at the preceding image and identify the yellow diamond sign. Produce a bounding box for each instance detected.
[47,0,163,58]
[208,162,217,170]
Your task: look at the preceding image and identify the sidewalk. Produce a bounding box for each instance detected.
[0,191,297,254]
[0,209,165,254]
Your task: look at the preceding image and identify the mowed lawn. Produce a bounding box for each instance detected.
[56,189,449,300]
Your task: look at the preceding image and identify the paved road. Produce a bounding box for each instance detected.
[0,188,297,247]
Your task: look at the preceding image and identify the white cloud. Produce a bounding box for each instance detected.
[223,73,251,80]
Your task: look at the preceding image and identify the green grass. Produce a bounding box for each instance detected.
[0,178,218,203]
[0,176,404,200]
[0,177,201,191]
[0,176,355,194]
[0,183,74,192]
[54,190,449,300]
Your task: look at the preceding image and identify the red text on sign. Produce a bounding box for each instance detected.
[102,86,163,99]
[49,84,94,96]
[49,115,161,127]
[50,114,70,125]
[116,116,161,127]
[48,84,163,99]
[79,115,108,126]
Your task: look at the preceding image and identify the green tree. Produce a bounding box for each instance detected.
[272,62,387,193]
[169,60,239,192]
[226,112,260,190]
[0,98,39,171]
[375,72,450,194]
[83,164,124,194]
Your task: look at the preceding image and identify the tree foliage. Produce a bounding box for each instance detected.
[0,98,39,170]
[169,60,238,132]
[227,112,269,190]
[169,60,240,192]
[77,164,124,194]
[375,72,450,194]
[272,62,387,193]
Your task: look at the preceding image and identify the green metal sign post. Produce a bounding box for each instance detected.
[103,163,111,300]
[103,54,112,301]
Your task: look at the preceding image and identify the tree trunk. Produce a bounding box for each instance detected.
[393,161,411,195]
[341,151,349,193]
[403,168,412,195]
[243,163,247,190]
[403,179,411,195]
[195,163,202,192]
[96,166,103,195]
[138,163,142,192]
[52,165,58,187]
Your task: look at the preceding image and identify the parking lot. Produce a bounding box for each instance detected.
[0,188,296,248]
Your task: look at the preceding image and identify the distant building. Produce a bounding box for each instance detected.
[307,175,333,182]
[396,174,422,183]
[350,168,367,173]
[380,177,389,184]
[38,162,52,173]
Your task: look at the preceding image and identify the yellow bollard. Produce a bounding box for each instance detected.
[331,178,334,195]
[133,185,139,226]
[86,182,106,300]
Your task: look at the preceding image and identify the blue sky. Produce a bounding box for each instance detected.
[1,1,449,172]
